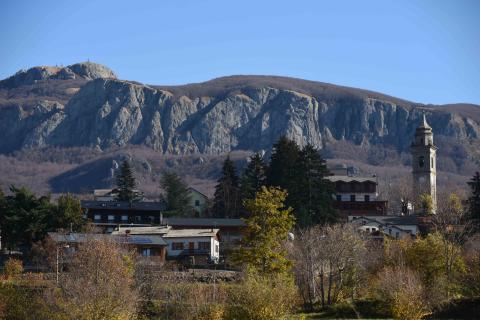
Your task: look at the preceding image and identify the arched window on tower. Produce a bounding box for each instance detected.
[419,156,425,168]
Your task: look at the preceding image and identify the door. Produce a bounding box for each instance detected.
[189,242,195,252]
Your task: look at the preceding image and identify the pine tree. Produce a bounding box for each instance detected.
[292,144,336,227]
[213,156,240,218]
[266,136,300,191]
[467,171,480,228]
[160,171,192,216]
[115,160,139,202]
[240,153,267,204]
[233,186,295,275]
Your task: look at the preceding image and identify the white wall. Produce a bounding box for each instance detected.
[334,192,378,201]
[164,237,219,260]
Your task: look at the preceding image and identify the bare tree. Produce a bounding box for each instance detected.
[376,266,432,320]
[433,193,473,298]
[292,224,367,308]
[54,237,139,320]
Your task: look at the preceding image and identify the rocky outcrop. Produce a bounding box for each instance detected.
[0,64,479,172]
[0,62,116,88]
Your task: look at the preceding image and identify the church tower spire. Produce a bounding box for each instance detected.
[411,112,437,213]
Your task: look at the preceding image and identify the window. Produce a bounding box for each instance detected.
[94,214,101,221]
[121,215,128,221]
[172,242,184,250]
[396,232,400,239]
[431,157,434,169]
[135,216,142,223]
[364,195,370,202]
[350,195,356,202]
[195,200,200,207]
[108,215,115,221]
[106,227,113,233]
[366,228,370,232]
[336,195,342,201]
[419,156,425,168]
[198,242,210,251]
[215,244,219,253]
[142,248,151,257]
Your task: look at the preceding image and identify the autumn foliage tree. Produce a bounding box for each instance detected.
[234,186,295,275]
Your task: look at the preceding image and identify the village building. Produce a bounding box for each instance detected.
[81,200,166,233]
[48,232,168,261]
[187,187,209,215]
[111,226,220,264]
[349,215,419,239]
[326,171,388,220]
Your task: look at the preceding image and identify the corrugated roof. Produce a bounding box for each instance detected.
[164,217,246,227]
[48,232,167,246]
[163,228,219,238]
[326,176,377,183]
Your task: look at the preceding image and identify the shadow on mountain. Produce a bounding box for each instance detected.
[49,157,115,193]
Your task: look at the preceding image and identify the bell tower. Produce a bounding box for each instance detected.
[411,113,437,213]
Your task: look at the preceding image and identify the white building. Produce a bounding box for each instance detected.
[349,215,419,239]
[112,226,220,263]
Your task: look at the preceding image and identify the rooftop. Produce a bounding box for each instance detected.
[351,215,419,226]
[326,176,377,183]
[48,232,168,246]
[81,200,166,211]
[164,217,246,227]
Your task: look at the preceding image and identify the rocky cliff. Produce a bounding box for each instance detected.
[1,63,479,176]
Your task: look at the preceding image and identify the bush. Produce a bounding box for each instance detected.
[3,258,23,279]
[224,272,299,320]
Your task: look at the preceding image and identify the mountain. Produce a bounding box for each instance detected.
[0,62,479,195]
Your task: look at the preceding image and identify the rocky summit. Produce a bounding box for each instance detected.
[0,62,479,193]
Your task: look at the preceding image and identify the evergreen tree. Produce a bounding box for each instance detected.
[467,171,480,228]
[160,171,193,216]
[240,153,267,204]
[233,186,295,275]
[292,144,336,227]
[54,194,86,232]
[213,156,240,218]
[266,136,300,192]
[115,160,139,202]
[0,186,54,250]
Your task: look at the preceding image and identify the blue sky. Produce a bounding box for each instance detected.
[1,0,479,104]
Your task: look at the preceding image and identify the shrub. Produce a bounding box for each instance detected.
[224,272,299,320]
[3,258,23,279]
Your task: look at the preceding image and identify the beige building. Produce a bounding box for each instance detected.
[188,187,209,215]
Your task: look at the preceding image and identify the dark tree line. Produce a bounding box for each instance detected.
[0,186,85,251]
[212,136,335,227]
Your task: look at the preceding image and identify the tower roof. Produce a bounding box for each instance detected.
[417,113,431,130]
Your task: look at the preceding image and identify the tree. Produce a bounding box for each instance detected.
[291,144,335,227]
[433,193,471,298]
[234,186,294,275]
[0,186,53,250]
[467,172,480,229]
[266,136,300,197]
[419,193,433,215]
[53,194,86,232]
[239,153,267,210]
[160,171,192,216]
[292,224,366,308]
[376,266,432,320]
[213,156,240,218]
[54,237,138,319]
[115,160,140,202]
